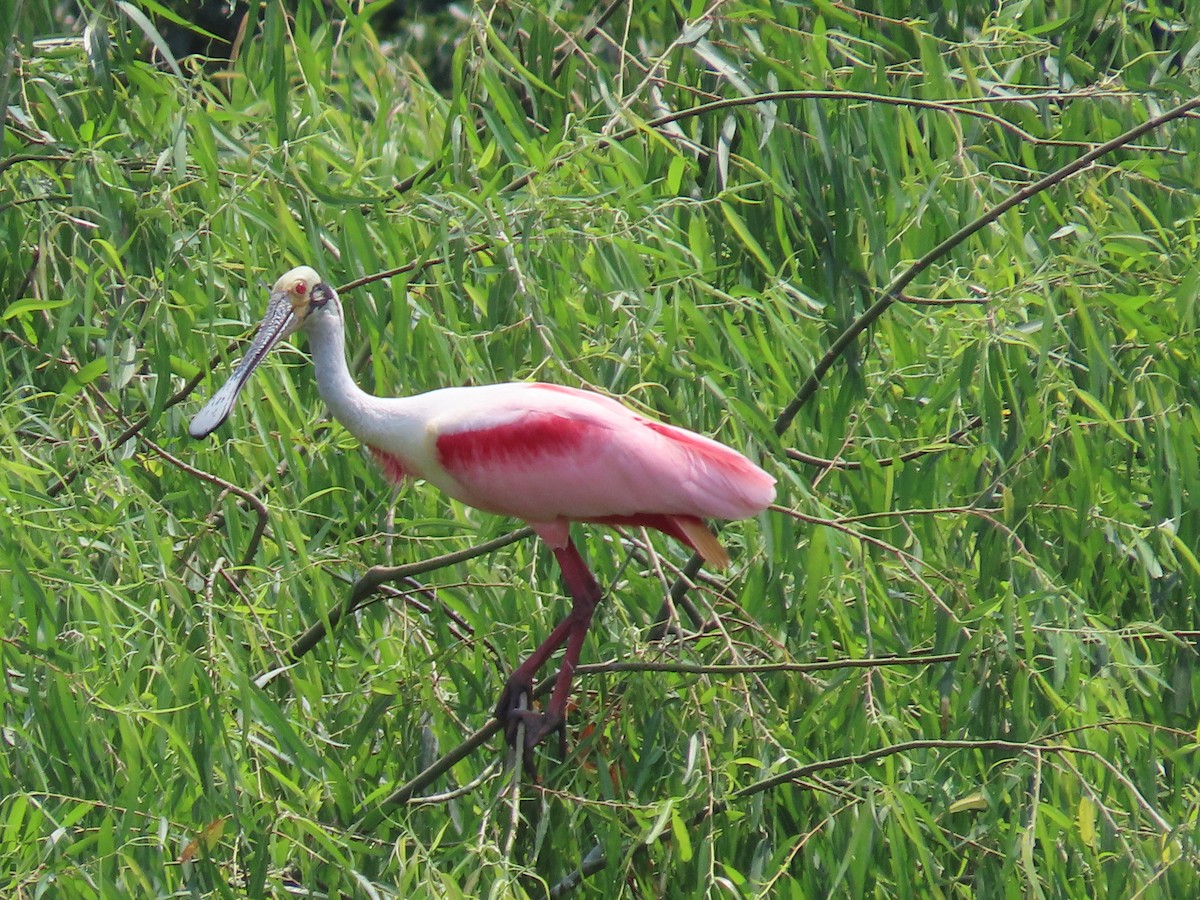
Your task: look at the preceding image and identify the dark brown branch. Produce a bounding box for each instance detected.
[898,291,990,306]
[287,528,533,660]
[46,343,239,497]
[550,0,626,80]
[336,243,490,294]
[332,575,479,653]
[12,245,38,306]
[353,651,959,832]
[392,158,440,196]
[787,416,982,470]
[0,152,71,177]
[648,553,706,639]
[0,193,71,212]
[138,434,269,570]
[772,95,1200,436]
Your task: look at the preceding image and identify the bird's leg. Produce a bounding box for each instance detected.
[494,614,576,729]
[495,538,602,752]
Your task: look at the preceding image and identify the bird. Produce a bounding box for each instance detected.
[190,266,776,751]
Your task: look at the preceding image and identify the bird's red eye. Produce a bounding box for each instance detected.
[295,281,307,295]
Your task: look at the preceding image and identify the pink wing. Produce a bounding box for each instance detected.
[431,385,774,543]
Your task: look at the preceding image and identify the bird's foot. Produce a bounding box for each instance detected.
[493,675,534,731]
[505,708,567,755]
[494,678,568,760]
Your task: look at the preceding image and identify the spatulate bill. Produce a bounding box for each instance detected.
[189,292,297,439]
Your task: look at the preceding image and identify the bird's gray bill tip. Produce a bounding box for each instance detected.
[187,406,228,439]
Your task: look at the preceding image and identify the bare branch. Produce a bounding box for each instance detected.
[773,95,1200,436]
[787,416,983,470]
[287,528,532,660]
[139,434,270,570]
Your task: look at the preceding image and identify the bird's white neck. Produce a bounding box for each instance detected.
[304,298,390,443]
[301,295,436,478]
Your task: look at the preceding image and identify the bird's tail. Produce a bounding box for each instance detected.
[675,517,731,570]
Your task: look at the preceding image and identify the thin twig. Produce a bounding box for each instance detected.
[139,434,269,569]
[573,652,960,677]
[899,292,990,306]
[787,416,983,470]
[286,527,532,660]
[502,693,529,858]
[336,243,490,294]
[773,95,1200,436]
[550,0,625,79]
[46,343,239,497]
[407,761,501,805]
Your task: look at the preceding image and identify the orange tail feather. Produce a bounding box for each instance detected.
[675,517,730,569]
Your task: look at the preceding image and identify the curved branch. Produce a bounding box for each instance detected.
[773,95,1200,436]
[696,737,1174,833]
[287,527,532,660]
[503,87,1178,195]
[352,651,960,833]
[787,416,982,470]
[0,152,71,177]
[139,434,269,569]
[553,729,1179,894]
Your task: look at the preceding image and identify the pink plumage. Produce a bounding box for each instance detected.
[424,384,772,549]
[190,267,775,756]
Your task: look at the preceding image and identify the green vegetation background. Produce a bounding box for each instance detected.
[3,1,1200,896]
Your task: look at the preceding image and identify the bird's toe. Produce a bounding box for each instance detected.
[504,708,566,753]
[494,675,535,727]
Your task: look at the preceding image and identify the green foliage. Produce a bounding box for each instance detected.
[3,0,1200,896]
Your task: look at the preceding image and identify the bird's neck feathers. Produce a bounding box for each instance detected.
[305,300,381,436]
[303,298,425,453]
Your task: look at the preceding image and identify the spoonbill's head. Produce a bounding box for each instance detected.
[188,265,336,439]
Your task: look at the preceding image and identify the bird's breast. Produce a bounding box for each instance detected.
[367,445,411,485]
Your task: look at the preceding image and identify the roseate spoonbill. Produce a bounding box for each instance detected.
[190,266,775,750]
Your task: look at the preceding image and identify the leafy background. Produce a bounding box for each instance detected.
[3,0,1200,896]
